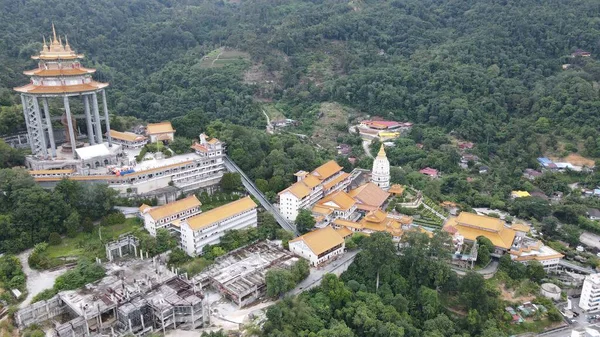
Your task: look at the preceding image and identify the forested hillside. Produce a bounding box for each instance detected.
[2,0,600,140]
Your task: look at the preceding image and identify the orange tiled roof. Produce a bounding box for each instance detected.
[108,130,147,142]
[444,216,515,249]
[318,191,356,211]
[311,160,343,181]
[323,172,350,190]
[333,219,364,230]
[146,122,175,135]
[14,81,108,94]
[191,143,208,152]
[388,184,405,195]
[139,204,151,213]
[455,212,505,232]
[302,175,321,189]
[312,205,334,216]
[336,227,353,239]
[29,169,74,175]
[23,68,96,77]
[348,182,390,209]
[184,196,257,231]
[147,195,201,221]
[279,181,311,199]
[289,227,344,255]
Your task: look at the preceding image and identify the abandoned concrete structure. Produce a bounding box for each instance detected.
[193,241,298,307]
[16,259,207,336]
[105,235,139,262]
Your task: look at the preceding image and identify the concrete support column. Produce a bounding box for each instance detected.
[102,90,112,147]
[42,98,57,157]
[92,92,103,144]
[32,97,48,157]
[63,96,78,159]
[20,95,36,154]
[83,95,95,145]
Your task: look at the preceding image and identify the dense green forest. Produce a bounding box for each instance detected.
[0,169,118,252]
[259,232,560,337]
[2,0,600,142]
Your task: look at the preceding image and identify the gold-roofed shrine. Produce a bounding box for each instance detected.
[13,25,113,161]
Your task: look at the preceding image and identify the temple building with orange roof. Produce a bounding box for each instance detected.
[331,208,425,242]
[443,212,517,256]
[442,212,558,270]
[278,160,351,221]
[289,227,345,266]
[348,182,390,212]
[146,122,175,143]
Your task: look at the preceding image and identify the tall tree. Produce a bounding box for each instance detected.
[295,209,316,234]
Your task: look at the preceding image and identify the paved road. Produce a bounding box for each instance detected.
[223,156,299,236]
[362,140,374,159]
[451,260,499,278]
[262,110,274,134]
[290,250,359,295]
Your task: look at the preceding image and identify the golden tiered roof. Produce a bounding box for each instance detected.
[33,24,84,61]
[14,24,109,95]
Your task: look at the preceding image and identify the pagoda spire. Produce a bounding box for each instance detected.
[377,144,386,157]
[42,36,48,52]
[64,35,71,51]
[52,23,58,44]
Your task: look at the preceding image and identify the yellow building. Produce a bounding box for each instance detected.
[443,212,516,254]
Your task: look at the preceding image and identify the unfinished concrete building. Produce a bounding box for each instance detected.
[193,241,298,307]
[105,235,139,262]
[16,258,207,337]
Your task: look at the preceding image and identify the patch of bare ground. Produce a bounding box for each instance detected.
[311,102,353,150]
[499,283,536,303]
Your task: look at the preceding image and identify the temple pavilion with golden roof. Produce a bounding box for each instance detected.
[14,25,113,163]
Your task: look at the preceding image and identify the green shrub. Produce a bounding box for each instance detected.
[48,232,62,246]
[31,288,58,303]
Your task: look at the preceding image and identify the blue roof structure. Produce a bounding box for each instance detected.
[537,157,552,165]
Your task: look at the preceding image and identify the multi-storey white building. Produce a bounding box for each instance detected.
[278,160,351,221]
[140,195,202,236]
[289,226,345,267]
[177,196,258,256]
[509,236,563,272]
[371,145,390,190]
[580,274,600,312]
[33,132,226,196]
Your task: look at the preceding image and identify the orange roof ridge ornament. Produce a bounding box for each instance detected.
[42,36,48,52]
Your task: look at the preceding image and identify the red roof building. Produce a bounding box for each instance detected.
[419,167,439,178]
